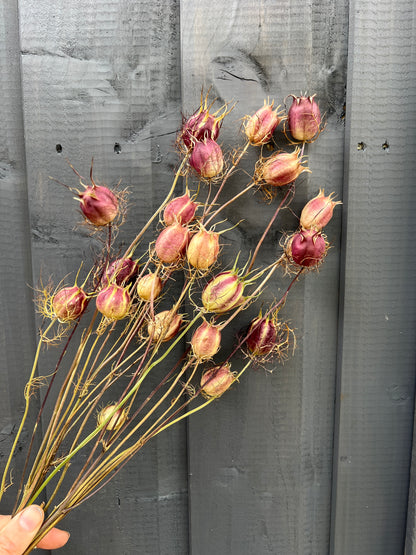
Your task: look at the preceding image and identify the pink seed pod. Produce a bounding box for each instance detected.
[246,316,278,357]
[189,139,224,179]
[181,110,220,149]
[163,193,198,226]
[300,189,341,231]
[97,405,128,431]
[147,310,183,343]
[191,321,221,360]
[96,284,130,320]
[78,185,118,226]
[287,94,322,143]
[136,272,163,301]
[200,364,235,398]
[288,229,326,267]
[202,271,245,314]
[155,223,190,264]
[258,148,309,187]
[244,101,283,145]
[103,257,139,286]
[187,229,220,270]
[52,285,88,321]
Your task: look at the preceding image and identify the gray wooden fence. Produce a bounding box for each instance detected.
[1,0,415,553]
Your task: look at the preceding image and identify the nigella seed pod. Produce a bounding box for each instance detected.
[136,272,163,301]
[258,148,309,187]
[245,101,282,146]
[246,316,278,357]
[187,229,220,270]
[181,110,220,149]
[189,139,224,179]
[288,229,326,267]
[200,364,235,398]
[191,321,221,360]
[202,271,244,314]
[97,405,128,431]
[79,185,118,226]
[155,223,190,264]
[147,310,183,343]
[103,258,139,286]
[300,190,341,231]
[163,193,198,226]
[52,286,88,321]
[96,284,130,320]
[287,94,322,143]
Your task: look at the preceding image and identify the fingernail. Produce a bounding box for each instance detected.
[19,506,44,532]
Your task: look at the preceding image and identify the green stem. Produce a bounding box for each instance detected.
[0,321,55,501]
[152,361,252,436]
[26,312,202,506]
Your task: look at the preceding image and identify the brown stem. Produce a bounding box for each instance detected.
[202,141,250,219]
[246,182,295,273]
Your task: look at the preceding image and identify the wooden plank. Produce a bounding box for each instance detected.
[0,0,42,515]
[405,413,416,555]
[18,1,186,553]
[331,0,416,553]
[181,1,348,553]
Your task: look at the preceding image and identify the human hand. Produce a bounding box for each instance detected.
[0,505,69,554]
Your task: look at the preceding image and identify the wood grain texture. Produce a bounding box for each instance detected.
[0,0,42,514]
[181,1,348,553]
[17,1,186,553]
[331,0,416,553]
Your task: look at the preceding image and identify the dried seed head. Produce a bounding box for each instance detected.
[103,257,139,286]
[136,272,163,302]
[299,190,341,231]
[96,284,131,320]
[52,285,88,321]
[181,110,220,149]
[79,185,118,226]
[257,148,309,187]
[201,271,245,314]
[189,139,224,179]
[244,101,283,145]
[191,321,221,360]
[147,310,183,343]
[246,316,278,357]
[287,94,322,143]
[200,364,235,398]
[163,193,198,226]
[155,223,190,264]
[287,229,327,267]
[187,229,220,270]
[97,405,128,431]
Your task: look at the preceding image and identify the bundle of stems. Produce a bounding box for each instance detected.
[0,91,339,553]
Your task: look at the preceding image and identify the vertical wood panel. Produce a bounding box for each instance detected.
[181,1,348,553]
[18,1,186,553]
[331,0,416,553]
[405,413,416,555]
[0,0,41,514]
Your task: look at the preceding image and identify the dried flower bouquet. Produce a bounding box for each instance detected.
[0,91,339,553]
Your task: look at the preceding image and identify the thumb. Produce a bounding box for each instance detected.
[0,505,44,554]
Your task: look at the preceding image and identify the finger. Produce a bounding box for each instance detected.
[36,527,70,550]
[0,505,44,554]
[0,516,11,533]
